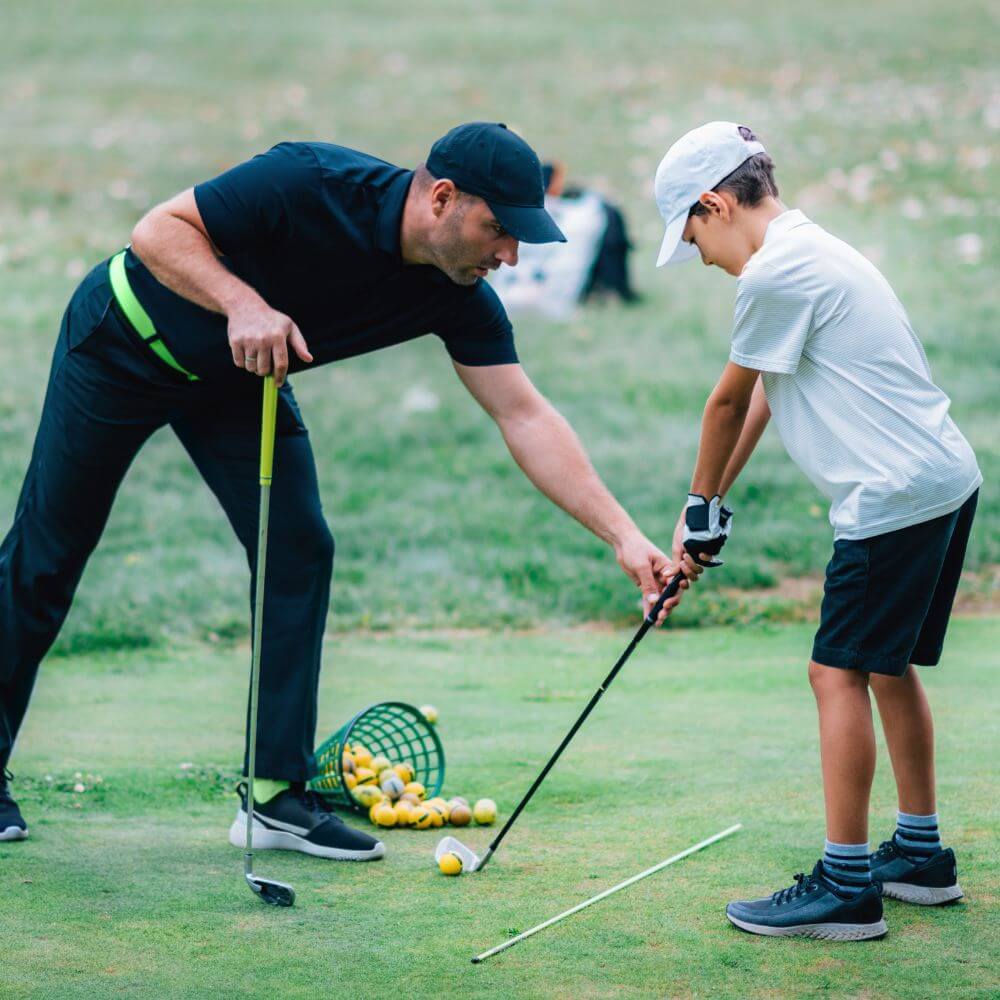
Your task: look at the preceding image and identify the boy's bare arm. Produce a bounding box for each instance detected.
[719,375,770,496]
[671,363,761,564]
[690,362,761,497]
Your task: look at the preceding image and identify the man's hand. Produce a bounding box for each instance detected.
[131,187,313,389]
[227,297,313,387]
[614,530,703,623]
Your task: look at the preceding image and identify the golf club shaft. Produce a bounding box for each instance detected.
[245,376,279,873]
[476,573,684,873]
[472,823,742,963]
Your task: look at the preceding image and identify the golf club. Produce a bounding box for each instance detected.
[471,824,742,962]
[436,571,688,874]
[243,375,296,908]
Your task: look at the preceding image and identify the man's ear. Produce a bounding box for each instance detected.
[430,178,458,219]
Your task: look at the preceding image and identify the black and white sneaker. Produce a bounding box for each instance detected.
[0,769,29,841]
[871,836,964,905]
[726,861,887,941]
[228,782,385,861]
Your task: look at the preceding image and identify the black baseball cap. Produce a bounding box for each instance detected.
[426,122,566,244]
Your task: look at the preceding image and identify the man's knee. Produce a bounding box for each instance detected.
[274,512,334,573]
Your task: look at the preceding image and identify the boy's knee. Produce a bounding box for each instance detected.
[808,660,868,696]
[868,665,913,693]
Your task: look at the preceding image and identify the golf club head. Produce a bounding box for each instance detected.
[436,834,482,873]
[246,873,296,907]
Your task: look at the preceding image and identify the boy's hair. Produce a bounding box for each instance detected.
[689,127,778,215]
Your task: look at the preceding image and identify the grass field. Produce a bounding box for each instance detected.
[0,1,997,650]
[2,619,998,998]
[1,3,997,997]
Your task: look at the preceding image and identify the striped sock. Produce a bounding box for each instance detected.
[823,840,873,896]
[895,811,942,859]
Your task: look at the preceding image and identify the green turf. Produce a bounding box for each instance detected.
[0,1,996,651]
[1,4,996,995]
[2,619,998,998]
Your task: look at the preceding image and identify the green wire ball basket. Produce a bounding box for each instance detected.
[310,701,445,814]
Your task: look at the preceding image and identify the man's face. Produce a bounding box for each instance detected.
[431,191,520,286]
[681,194,744,276]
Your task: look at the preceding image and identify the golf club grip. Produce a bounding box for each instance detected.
[480,580,678,868]
[645,572,684,624]
[259,376,278,485]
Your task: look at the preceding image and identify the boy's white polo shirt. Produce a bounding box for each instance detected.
[730,209,981,540]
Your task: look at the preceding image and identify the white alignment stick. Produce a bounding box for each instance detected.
[471,823,742,964]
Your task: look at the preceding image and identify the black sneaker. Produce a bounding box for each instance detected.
[871,835,963,905]
[0,769,29,841]
[228,782,384,861]
[726,861,887,941]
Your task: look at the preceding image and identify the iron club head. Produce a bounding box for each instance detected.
[435,834,482,873]
[246,873,296,907]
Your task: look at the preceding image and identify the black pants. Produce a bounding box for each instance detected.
[0,262,332,780]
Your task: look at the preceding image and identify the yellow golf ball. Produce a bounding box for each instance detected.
[403,781,426,801]
[419,705,439,725]
[394,762,415,784]
[448,803,472,827]
[352,745,373,770]
[354,785,384,810]
[413,807,435,830]
[473,798,497,825]
[438,851,463,876]
[355,767,377,787]
[427,798,451,821]
[372,802,397,828]
[370,755,392,775]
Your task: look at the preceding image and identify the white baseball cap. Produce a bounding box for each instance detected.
[653,121,766,267]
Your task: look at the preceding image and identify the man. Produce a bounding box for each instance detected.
[652,122,980,939]
[0,123,697,857]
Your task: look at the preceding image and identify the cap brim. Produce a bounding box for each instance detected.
[655,212,699,267]
[489,202,567,244]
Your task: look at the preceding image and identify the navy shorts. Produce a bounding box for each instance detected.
[812,490,979,676]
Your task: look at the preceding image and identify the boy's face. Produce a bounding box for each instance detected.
[681,192,745,276]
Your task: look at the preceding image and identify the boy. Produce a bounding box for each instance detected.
[653,122,981,940]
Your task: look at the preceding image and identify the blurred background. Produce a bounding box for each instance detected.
[1,0,996,652]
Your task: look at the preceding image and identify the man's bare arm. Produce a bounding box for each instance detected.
[130,189,311,385]
[454,361,702,616]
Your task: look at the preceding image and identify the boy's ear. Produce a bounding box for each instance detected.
[699,190,734,220]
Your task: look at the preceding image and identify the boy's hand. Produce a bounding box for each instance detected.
[680,494,733,567]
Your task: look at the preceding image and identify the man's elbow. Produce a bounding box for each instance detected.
[497,396,558,440]
[130,209,162,260]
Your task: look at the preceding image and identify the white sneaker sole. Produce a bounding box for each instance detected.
[882,881,964,905]
[727,913,888,941]
[228,814,385,861]
[0,825,28,841]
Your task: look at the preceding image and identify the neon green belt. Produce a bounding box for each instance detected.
[108,250,199,381]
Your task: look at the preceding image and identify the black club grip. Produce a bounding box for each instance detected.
[644,573,684,624]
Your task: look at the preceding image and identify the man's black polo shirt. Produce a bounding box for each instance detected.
[123,141,518,383]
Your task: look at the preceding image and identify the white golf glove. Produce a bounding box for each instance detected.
[682,493,733,567]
